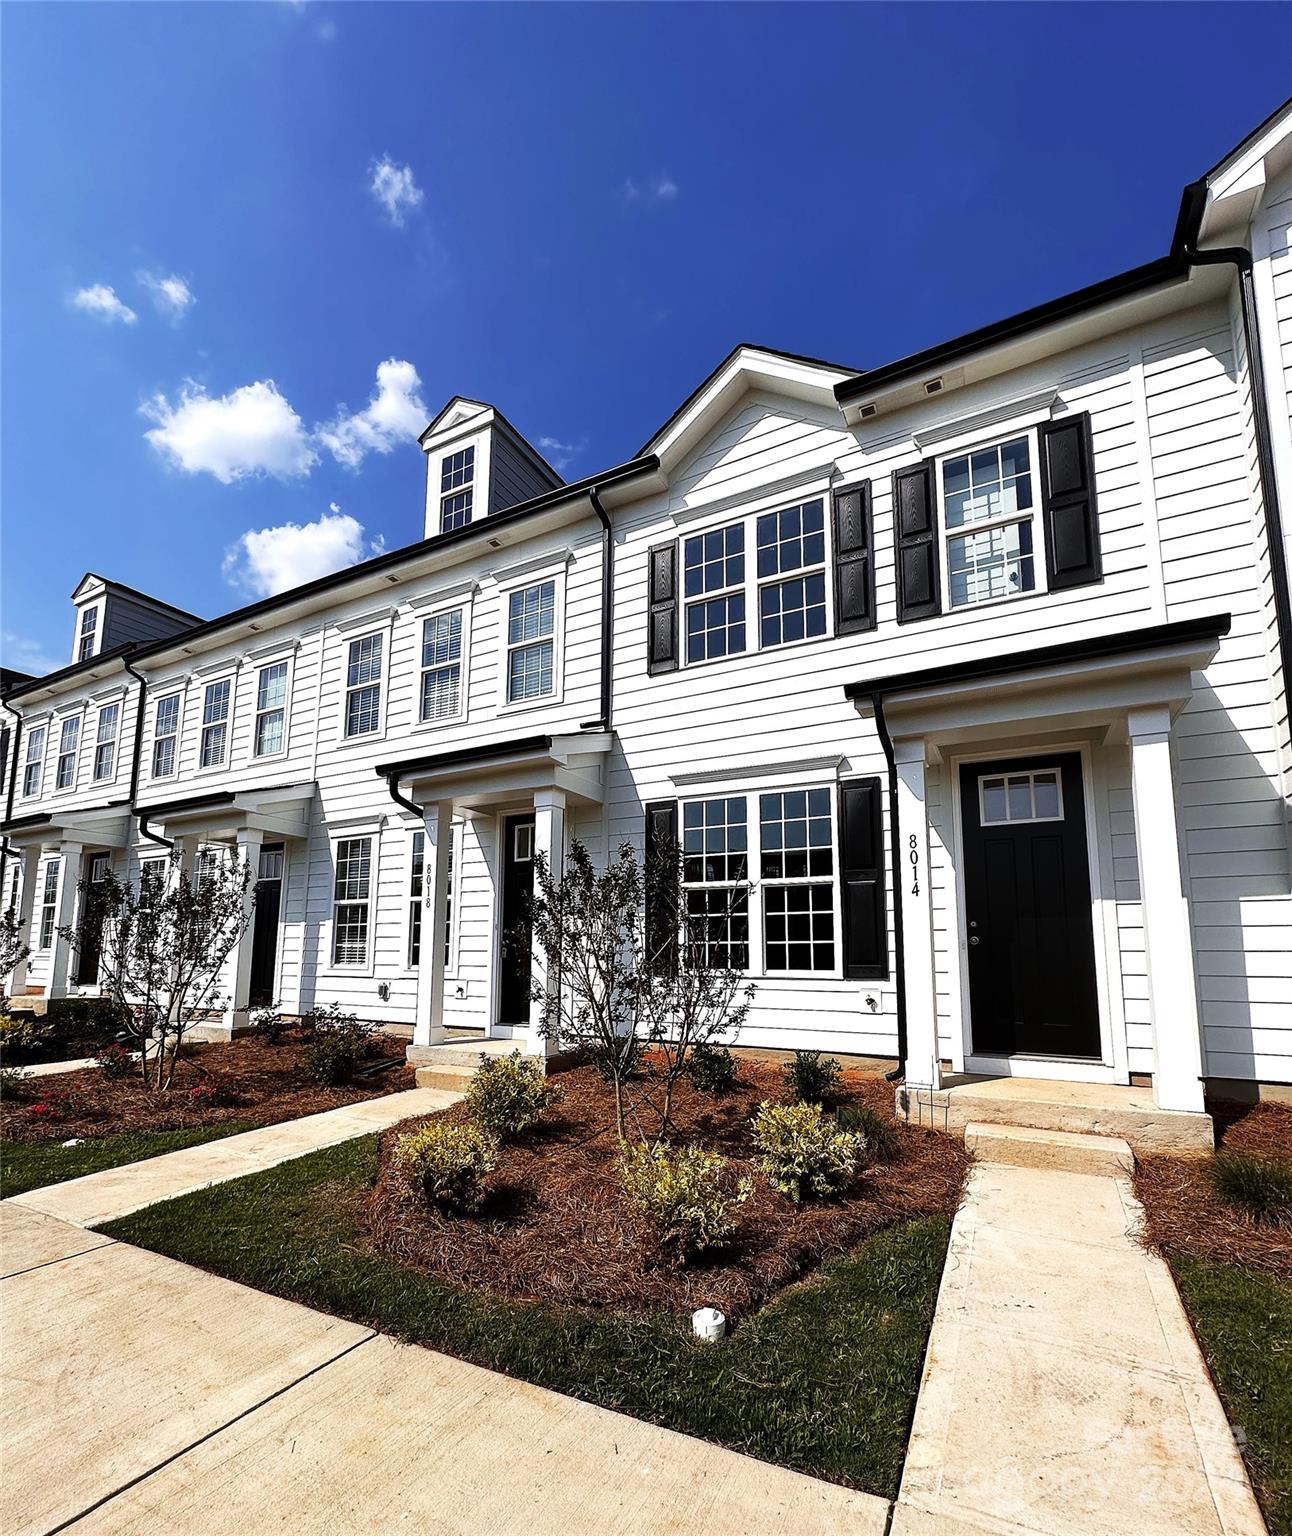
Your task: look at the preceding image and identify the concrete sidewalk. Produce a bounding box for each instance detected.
[8,1086,456,1227]
[0,1202,887,1536]
[890,1159,1267,1536]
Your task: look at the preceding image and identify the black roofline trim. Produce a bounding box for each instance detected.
[74,573,203,624]
[137,790,239,818]
[2,642,138,702]
[419,398,567,490]
[843,614,1232,703]
[0,812,53,834]
[377,734,554,781]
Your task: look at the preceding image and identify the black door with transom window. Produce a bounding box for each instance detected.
[74,852,111,985]
[498,814,536,1025]
[248,845,284,1008]
[959,753,1101,1059]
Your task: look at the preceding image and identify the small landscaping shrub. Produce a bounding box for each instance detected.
[752,1100,866,1203]
[252,1006,287,1045]
[189,1074,237,1109]
[26,1086,84,1123]
[0,1064,28,1101]
[1209,1150,1292,1228]
[96,1043,136,1081]
[303,1004,374,1086]
[0,1011,53,1062]
[836,1104,901,1165]
[619,1140,752,1263]
[687,1042,737,1094]
[784,1049,842,1105]
[46,996,130,1044]
[394,1120,498,1212]
[466,1051,562,1140]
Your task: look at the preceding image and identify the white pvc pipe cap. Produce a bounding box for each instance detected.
[692,1306,726,1342]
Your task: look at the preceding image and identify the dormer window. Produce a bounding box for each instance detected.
[77,606,98,662]
[440,446,475,533]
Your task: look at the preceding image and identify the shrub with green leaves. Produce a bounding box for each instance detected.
[752,1100,866,1203]
[96,1043,136,1081]
[687,1042,737,1095]
[619,1141,752,1262]
[466,1050,562,1140]
[784,1049,842,1105]
[1208,1150,1292,1228]
[394,1119,498,1212]
[836,1104,901,1165]
[0,1064,28,1101]
[0,1011,53,1062]
[303,1004,374,1086]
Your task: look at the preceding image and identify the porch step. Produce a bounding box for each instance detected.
[409,1037,541,1094]
[965,1122,1134,1177]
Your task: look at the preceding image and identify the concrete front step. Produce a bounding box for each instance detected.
[410,1037,542,1094]
[965,1122,1134,1177]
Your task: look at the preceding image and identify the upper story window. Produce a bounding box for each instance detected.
[22,725,46,799]
[757,500,827,647]
[77,606,98,663]
[420,609,463,721]
[940,434,1038,609]
[506,581,555,703]
[199,679,231,768]
[440,446,475,533]
[152,694,180,778]
[332,836,372,966]
[344,634,383,737]
[254,662,289,757]
[93,702,120,782]
[55,717,80,791]
[684,524,745,663]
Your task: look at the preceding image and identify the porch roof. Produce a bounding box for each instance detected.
[138,780,316,843]
[376,730,613,810]
[0,800,133,849]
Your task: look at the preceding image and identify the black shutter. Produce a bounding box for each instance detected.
[644,799,679,973]
[1039,413,1102,591]
[832,482,875,634]
[839,777,887,979]
[647,543,678,674]
[893,461,940,622]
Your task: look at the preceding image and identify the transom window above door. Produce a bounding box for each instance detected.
[940,433,1039,609]
[978,767,1063,826]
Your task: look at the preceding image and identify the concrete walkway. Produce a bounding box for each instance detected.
[9,1086,457,1227]
[0,1202,887,1536]
[890,1158,1267,1536]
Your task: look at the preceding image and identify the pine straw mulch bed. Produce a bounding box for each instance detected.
[366,1060,969,1321]
[1,1027,414,1143]
[1133,1098,1292,1282]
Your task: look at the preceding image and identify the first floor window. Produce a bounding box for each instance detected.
[22,725,45,798]
[684,523,745,663]
[138,858,167,914]
[254,662,289,756]
[420,609,463,721]
[941,433,1037,608]
[332,837,372,965]
[38,860,59,949]
[152,694,180,778]
[200,679,231,767]
[93,702,120,781]
[56,716,80,790]
[345,634,383,737]
[505,581,555,702]
[681,796,749,969]
[760,789,835,972]
[757,499,827,647]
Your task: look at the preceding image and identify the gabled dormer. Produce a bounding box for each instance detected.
[419,398,564,541]
[70,573,201,665]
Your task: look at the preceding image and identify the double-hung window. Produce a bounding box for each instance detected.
[22,726,45,798]
[940,433,1038,609]
[680,797,750,969]
[757,499,827,647]
[759,789,836,972]
[254,662,289,757]
[152,695,180,778]
[55,717,80,790]
[420,609,463,721]
[505,581,555,703]
[406,830,455,969]
[332,837,372,966]
[440,446,475,533]
[684,524,745,663]
[199,680,231,768]
[77,606,98,662]
[38,860,60,949]
[93,702,120,782]
[344,634,383,737]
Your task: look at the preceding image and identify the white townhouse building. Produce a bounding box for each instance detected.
[5,103,1292,1143]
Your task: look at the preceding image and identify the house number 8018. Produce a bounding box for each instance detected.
[909,833,920,897]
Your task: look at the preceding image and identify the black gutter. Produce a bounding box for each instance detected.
[381,772,425,821]
[0,812,52,834]
[123,655,173,853]
[376,734,554,782]
[588,487,614,730]
[869,694,906,1083]
[1,642,135,705]
[0,687,23,881]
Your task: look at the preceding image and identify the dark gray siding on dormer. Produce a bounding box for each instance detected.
[101,593,196,651]
[490,432,562,513]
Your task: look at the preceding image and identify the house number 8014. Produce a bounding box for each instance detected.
[908,833,920,897]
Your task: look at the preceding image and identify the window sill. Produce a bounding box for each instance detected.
[496,691,564,717]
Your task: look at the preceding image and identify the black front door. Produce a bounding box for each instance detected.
[960,753,1101,1059]
[75,852,111,985]
[248,845,284,1008]
[498,815,535,1025]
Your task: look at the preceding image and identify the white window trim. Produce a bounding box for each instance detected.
[92,699,123,784]
[194,670,238,775]
[977,766,1065,826]
[495,563,567,714]
[37,856,60,950]
[412,590,473,732]
[20,717,49,801]
[149,687,185,782]
[251,653,294,761]
[335,612,396,746]
[935,424,1049,616]
[327,829,380,976]
[439,444,476,534]
[75,599,104,664]
[52,707,86,797]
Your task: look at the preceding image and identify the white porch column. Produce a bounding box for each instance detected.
[527,788,566,1060]
[1128,706,1206,1114]
[7,845,42,994]
[894,738,940,1090]
[414,800,453,1049]
[171,835,197,881]
[46,842,85,1001]
[223,828,264,1034]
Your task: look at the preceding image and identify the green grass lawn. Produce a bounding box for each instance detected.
[1,1122,254,1199]
[1170,1252,1292,1536]
[102,1133,950,1497]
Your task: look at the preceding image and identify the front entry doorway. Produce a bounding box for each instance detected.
[959,753,1101,1059]
[74,852,111,985]
[248,844,284,1008]
[498,814,536,1026]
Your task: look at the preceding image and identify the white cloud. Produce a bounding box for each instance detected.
[142,379,317,484]
[317,358,428,468]
[368,154,423,227]
[70,283,138,325]
[1,632,63,678]
[621,172,680,207]
[536,435,584,474]
[140,271,195,320]
[222,505,382,597]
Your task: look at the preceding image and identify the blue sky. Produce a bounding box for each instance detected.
[3,2,1289,677]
